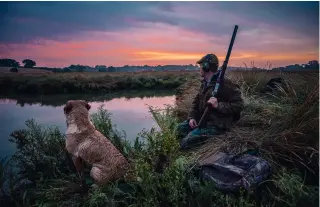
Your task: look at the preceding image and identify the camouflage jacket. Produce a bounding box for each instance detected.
[188,73,244,130]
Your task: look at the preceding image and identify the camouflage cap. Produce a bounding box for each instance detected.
[196,53,219,71]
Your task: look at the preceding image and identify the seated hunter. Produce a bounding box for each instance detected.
[177,53,244,149]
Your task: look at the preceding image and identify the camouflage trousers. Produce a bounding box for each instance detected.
[177,119,225,150]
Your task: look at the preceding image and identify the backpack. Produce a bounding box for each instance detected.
[196,150,271,192]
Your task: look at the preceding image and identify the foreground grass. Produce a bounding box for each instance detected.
[0,70,318,206]
[176,70,319,205]
[0,71,197,95]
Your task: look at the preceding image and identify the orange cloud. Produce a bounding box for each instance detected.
[133,51,205,61]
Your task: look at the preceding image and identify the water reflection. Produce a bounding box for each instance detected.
[0,90,175,107]
[0,91,176,158]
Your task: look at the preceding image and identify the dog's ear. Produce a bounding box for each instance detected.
[80,100,91,111]
[64,101,73,114]
[85,103,91,110]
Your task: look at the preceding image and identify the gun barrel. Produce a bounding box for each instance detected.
[224,25,238,67]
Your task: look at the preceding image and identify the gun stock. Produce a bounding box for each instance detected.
[196,25,239,128]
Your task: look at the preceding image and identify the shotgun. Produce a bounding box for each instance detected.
[196,25,239,128]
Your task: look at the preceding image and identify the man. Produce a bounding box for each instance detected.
[177,53,244,149]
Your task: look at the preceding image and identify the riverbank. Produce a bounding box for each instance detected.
[0,71,197,95]
[0,70,318,206]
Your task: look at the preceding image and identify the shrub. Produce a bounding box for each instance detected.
[10,67,18,73]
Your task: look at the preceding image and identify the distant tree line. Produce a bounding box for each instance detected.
[0,58,36,68]
[1,57,317,73]
[272,60,319,72]
[0,58,199,73]
[56,64,195,73]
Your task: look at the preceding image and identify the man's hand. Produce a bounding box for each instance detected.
[189,119,197,128]
[207,97,218,108]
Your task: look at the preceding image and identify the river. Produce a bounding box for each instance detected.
[0,90,176,159]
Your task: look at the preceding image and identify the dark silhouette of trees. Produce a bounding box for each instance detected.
[107,66,116,72]
[306,60,319,69]
[22,59,36,68]
[69,64,86,72]
[0,59,20,67]
[95,65,106,69]
[98,68,107,72]
[95,65,107,72]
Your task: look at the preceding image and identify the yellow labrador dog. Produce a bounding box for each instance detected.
[63,100,130,185]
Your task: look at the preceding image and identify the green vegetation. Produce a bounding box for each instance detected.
[0,72,197,95]
[0,70,318,206]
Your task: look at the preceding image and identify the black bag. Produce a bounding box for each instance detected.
[197,151,271,192]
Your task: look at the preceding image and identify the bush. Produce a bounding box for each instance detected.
[10,67,18,73]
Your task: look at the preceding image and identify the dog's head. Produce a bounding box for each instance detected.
[64,100,91,116]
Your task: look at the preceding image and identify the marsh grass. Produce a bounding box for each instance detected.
[175,70,319,206]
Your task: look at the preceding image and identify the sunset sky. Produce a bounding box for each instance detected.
[0,1,319,68]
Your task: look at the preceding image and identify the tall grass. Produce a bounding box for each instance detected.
[175,70,319,205]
